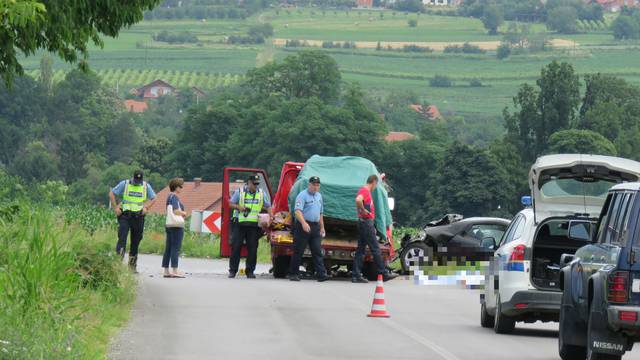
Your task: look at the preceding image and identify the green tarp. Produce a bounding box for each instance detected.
[288,155,392,239]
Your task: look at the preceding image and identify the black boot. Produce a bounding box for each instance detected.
[118,248,126,260]
[128,255,138,273]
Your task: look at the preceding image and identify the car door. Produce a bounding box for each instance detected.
[456,223,508,261]
[486,214,525,309]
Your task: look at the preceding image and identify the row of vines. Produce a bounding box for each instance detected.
[25,69,244,90]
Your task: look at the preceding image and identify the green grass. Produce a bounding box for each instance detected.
[0,207,135,359]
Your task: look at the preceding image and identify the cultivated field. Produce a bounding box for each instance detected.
[19,9,640,116]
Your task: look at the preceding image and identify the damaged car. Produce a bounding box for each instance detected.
[397,214,510,274]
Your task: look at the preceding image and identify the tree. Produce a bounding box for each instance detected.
[496,43,511,59]
[482,6,504,35]
[0,0,161,85]
[245,51,341,104]
[612,15,640,40]
[547,129,617,156]
[11,141,60,182]
[39,55,53,94]
[546,6,578,34]
[408,19,417,27]
[432,143,511,218]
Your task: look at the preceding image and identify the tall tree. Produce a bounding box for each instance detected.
[547,129,617,156]
[482,5,504,35]
[0,0,161,85]
[38,55,53,94]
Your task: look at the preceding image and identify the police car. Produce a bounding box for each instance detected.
[559,182,640,360]
[481,154,640,335]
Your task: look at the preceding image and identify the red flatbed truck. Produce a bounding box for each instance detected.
[220,160,395,280]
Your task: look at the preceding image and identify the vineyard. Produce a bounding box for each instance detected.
[25,69,244,90]
[576,19,611,32]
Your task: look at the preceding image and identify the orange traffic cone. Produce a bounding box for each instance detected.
[367,274,390,318]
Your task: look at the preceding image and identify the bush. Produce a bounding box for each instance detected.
[285,39,305,47]
[462,42,486,54]
[496,43,511,59]
[469,79,483,87]
[403,44,433,52]
[408,19,417,27]
[153,30,199,44]
[430,75,453,87]
[342,41,357,49]
[443,44,462,53]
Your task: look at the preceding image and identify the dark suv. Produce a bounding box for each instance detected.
[559,183,640,360]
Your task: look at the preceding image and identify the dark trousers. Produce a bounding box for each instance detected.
[229,224,262,275]
[162,227,184,268]
[352,218,386,279]
[289,221,326,277]
[116,212,145,257]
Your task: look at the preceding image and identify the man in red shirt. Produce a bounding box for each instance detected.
[352,174,397,283]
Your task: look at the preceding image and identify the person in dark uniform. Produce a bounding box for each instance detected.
[228,175,272,279]
[288,176,330,282]
[109,170,156,272]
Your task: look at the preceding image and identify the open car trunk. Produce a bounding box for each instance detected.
[531,218,593,291]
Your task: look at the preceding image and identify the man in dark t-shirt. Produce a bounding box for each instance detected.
[352,174,397,283]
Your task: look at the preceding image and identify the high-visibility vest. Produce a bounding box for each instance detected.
[122,180,148,212]
[234,188,264,223]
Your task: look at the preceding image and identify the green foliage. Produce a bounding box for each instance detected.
[547,129,617,156]
[408,19,418,27]
[153,30,199,44]
[0,208,135,359]
[482,5,504,35]
[0,0,161,85]
[612,15,640,40]
[431,143,512,218]
[504,61,580,162]
[246,50,341,103]
[430,75,452,87]
[443,42,486,54]
[496,43,511,59]
[546,6,579,34]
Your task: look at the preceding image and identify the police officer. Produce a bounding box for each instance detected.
[352,174,397,283]
[288,176,330,282]
[228,174,272,279]
[109,170,156,272]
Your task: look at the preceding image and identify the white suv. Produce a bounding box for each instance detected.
[481,154,640,334]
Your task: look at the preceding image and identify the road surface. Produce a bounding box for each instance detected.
[110,255,640,360]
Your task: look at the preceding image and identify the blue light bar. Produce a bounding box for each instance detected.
[521,196,532,207]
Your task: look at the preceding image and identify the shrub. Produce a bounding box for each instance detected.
[430,75,452,87]
[342,41,357,49]
[496,43,511,59]
[469,79,483,87]
[461,42,486,54]
[408,19,417,27]
[403,44,433,52]
[443,44,462,53]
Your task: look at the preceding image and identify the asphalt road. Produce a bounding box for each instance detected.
[109,255,640,360]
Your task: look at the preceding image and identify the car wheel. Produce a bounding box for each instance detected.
[400,242,430,274]
[559,290,586,360]
[480,302,494,328]
[272,256,290,279]
[494,294,515,334]
[586,304,622,360]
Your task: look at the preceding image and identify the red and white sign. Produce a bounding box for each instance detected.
[202,211,222,234]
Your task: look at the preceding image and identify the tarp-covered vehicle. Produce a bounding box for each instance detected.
[269,155,396,280]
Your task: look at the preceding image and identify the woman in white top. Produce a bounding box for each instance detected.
[163,178,188,278]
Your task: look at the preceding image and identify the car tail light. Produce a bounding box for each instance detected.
[608,271,629,304]
[509,245,526,262]
[515,303,528,309]
[619,311,637,322]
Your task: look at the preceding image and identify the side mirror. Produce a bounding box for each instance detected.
[481,237,497,250]
[560,253,575,267]
[568,220,593,242]
[388,197,395,211]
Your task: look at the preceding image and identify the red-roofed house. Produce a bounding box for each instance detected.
[356,0,373,7]
[409,104,442,120]
[124,99,148,113]
[132,79,176,99]
[385,131,416,142]
[148,178,243,215]
[596,0,639,11]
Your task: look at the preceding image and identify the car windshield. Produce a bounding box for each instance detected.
[540,178,616,199]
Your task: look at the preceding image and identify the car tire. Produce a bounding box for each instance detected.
[272,255,290,279]
[586,304,622,360]
[494,294,516,334]
[559,290,586,360]
[400,242,430,274]
[480,302,494,328]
